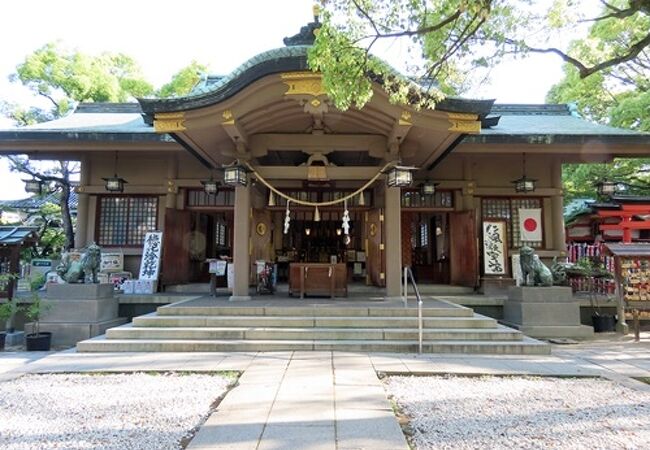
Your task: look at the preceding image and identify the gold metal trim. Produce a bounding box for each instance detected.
[222,110,235,125]
[447,112,481,134]
[379,243,385,251]
[399,110,412,125]
[448,112,478,120]
[448,119,481,134]
[256,222,267,236]
[281,72,326,97]
[154,112,186,133]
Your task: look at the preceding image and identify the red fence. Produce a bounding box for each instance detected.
[566,243,616,295]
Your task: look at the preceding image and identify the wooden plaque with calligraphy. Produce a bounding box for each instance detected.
[482,220,508,276]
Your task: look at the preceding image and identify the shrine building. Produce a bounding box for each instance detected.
[1,20,650,302]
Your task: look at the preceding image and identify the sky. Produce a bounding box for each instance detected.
[0,0,584,200]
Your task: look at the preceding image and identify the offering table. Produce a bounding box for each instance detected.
[288,263,347,298]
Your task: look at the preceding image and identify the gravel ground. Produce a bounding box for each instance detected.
[0,372,234,450]
[384,375,650,450]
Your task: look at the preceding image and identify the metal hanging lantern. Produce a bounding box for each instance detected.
[386,165,414,187]
[201,176,220,195]
[420,180,439,196]
[511,153,537,193]
[224,163,248,186]
[103,175,128,193]
[23,178,43,194]
[103,152,128,193]
[595,179,619,197]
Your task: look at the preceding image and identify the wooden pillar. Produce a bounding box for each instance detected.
[551,161,566,253]
[230,184,251,301]
[74,157,89,249]
[384,185,402,298]
[462,157,475,211]
[166,155,178,209]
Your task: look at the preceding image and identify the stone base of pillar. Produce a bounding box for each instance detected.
[229,295,252,302]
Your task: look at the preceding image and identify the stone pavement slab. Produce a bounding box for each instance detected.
[2,334,650,449]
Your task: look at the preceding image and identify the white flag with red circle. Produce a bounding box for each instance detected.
[519,208,542,242]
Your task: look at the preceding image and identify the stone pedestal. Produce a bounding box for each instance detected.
[4,331,24,346]
[32,283,127,347]
[503,286,594,339]
[481,277,516,295]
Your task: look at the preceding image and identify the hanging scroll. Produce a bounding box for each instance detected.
[139,231,163,281]
[482,220,508,276]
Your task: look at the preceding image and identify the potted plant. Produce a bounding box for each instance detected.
[570,257,616,332]
[0,273,18,351]
[23,292,52,351]
[0,300,21,351]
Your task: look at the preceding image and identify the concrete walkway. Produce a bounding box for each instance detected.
[1,333,650,449]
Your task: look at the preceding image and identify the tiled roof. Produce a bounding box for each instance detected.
[0,103,172,143]
[465,103,649,144]
[0,190,78,211]
[0,226,38,245]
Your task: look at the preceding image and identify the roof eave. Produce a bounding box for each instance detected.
[463,134,650,145]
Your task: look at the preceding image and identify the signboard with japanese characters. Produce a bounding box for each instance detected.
[482,220,508,276]
[100,251,124,272]
[138,232,163,281]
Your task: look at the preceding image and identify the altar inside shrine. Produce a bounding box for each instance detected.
[288,262,347,298]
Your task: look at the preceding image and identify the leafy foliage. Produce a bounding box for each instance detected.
[548,1,650,131]
[310,0,650,110]
[1,44,212,251]
[6,157,78,251]
[562,159,650,203]
[158,61,209,98]
[8,42,154,119]
[547,1,650,201]
[25,202,68,260]
[23,292,51,336]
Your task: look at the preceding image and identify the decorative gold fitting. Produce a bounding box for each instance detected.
[154,112,186,133]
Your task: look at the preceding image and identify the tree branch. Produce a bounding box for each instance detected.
[350,0,463,40]
[510,30,650,78]
[37,91,60,111]
[6,156,70,185]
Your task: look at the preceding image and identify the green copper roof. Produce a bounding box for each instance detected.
[138,45,494,119]
[469,104,650,144]
[139,45,312,116]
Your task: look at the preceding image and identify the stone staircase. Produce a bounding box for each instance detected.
[77,302,550,354]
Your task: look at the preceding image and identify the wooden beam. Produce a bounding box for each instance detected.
[77,185,167,195]
[249,133,387,156]
[254,166,380,180]
[600,222,650,230]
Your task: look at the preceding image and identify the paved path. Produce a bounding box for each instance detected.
[1,333,650,449]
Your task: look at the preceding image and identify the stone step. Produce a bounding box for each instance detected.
[132,315,498,329]
[107,325,523,341]
[76,336,549,355]
[157,305,474,317]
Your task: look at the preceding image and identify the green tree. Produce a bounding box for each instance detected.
[25,202,67,260]
[548,1,650,130]
[309,0,650,110]
[158,61,209,98]
[546,1,650,201]
[1,45,210,249]
[6,157,78,251]
[4,42,154,121]
[562,159,650,203]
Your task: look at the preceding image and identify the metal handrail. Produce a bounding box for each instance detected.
[403,266,423,354]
